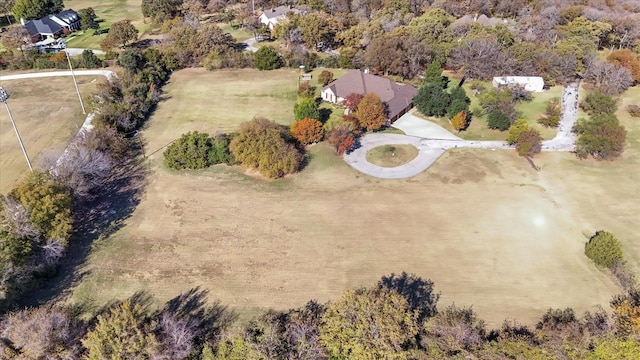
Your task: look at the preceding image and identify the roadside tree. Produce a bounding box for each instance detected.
[325,124,355,155]
[291,118,324,145]
[10,171,72,243]
[487,110,511,131]
[415,83,450,117]
[253,46,283,70]
[355,92,386,131]
[539,97,561,128]
[515,128,542,158]
[82,49,102,68]
[573,113,626,160]
[579,91,617,116]
[451,111,468,132]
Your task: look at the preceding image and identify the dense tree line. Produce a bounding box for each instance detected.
[0,272,638,359]
[0,43,173,310]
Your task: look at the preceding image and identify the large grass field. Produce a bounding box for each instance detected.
[65,0,148,49]
[0,75,97,193]
[68,69,639,327]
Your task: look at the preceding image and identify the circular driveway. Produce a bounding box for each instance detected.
[344,84,579,179]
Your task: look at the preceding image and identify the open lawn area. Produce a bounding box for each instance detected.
[65,0,148,49]
[66,69,639,327]
[0,76,97,193]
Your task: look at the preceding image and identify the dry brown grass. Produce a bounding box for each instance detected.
[69,71,639,327]
[366,144,418,167]
[0,76,97,193]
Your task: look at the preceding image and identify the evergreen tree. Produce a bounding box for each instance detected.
[423,60,449,89]
[414,83,450,117]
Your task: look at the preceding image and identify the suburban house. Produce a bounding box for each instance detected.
[492,76,545,92]
[322,70,418,123]
[23,9,80,44]
[259,5,298,30]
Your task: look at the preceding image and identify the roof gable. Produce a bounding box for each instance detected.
[324,70,418,119]
[261,5,296,20]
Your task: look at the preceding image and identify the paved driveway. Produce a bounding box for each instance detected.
[345,84,580,179]
[392,112,461,140]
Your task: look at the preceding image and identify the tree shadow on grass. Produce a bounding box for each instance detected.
[379,272,441,322]
[17,156,148,310]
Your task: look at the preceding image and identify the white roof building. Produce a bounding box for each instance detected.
[259,5,298,30]
[492,76,545,92]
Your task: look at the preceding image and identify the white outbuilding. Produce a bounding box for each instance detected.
[492,76,545,92]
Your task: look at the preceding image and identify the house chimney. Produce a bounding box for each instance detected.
[20,18,25,25]
[473,13,478,22]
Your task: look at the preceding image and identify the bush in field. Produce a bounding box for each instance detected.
[627,104,640,118]
[164,131,232,170]
[230,117,304,178]
[164,131,209,170]
[573,113,626,160]
[539,97,561,128]
[487,110,511,131]
[580,92,617,116]
[291,118,324,145]
[585,231,623,269]
[253,46,282,70]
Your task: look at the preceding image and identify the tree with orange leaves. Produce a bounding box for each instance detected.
[291,118,324,146]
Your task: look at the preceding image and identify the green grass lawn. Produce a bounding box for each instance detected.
[65,0,148,49]
[417,82,567,141]
[217,22,253,42]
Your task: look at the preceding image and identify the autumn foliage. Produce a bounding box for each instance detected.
[355,93,387,131]
[343,93,363,112]
[607,49,640,83]
[325,125,356,155]
[291,118,324,145]
[451,111,468,132]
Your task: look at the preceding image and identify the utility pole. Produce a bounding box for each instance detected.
[58,39,86,114]
[0,87,33,172]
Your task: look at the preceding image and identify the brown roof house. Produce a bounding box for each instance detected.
[321,70,418,123]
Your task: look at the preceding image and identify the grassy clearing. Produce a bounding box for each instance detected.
[66,70,639,327]
[65,0,148,49]
[217,22,253,42]
[143,68,298,156]
[366,144,418,167]
[0,76,98,193]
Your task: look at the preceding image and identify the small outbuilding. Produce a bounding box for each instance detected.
[492,76,545,92]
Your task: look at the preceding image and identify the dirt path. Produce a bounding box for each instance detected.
[346,83,580,178]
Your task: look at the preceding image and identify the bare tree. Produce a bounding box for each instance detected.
[584,60,633,95]
[154,312,197,360]
[0,25,29,53]
[53,130,114,197]
[0,195,40,240]
[0,306,84,359]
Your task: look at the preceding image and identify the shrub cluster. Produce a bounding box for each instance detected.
[164,131,234,170]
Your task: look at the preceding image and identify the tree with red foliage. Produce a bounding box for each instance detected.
[291,118,324,145]
[341,115,362,134]
[326,124,356,155]
[343,93,364,112]
[355,93,387,132]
